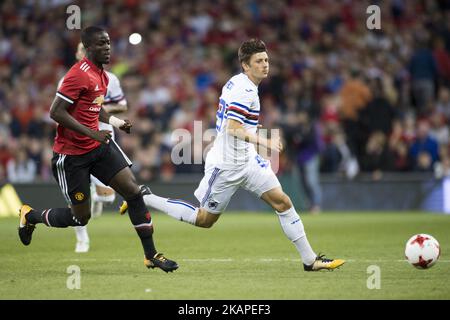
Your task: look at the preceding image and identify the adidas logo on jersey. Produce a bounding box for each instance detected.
[79,62,91,72]
[95,84,100,91]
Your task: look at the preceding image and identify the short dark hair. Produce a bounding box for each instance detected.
[81,26,106,48]
[238,39,267,67]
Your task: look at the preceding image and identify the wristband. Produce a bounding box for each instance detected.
[109,116,126,128]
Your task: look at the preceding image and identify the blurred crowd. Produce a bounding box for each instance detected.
[1,0,450,200]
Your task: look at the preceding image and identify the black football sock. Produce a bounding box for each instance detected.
[27,208,84,227]
[126,194,157,259]
[26,209,43,224]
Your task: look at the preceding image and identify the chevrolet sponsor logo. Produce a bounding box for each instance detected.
[92,95,104,106]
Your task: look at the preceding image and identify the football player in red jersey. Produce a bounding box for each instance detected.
[57,42,130,253]
[18,26,178,273]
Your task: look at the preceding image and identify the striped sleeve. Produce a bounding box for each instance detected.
[224,85,259,124]
[228,102,258,119]
[226,110,246,123]
[56,68,88,104]
[226,101,259,125]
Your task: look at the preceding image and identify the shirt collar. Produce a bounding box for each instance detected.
[241,73,258,89]
[82,57,103,74]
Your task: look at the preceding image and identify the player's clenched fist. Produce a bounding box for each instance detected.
[268,136,283,153]
[92,130,112,144]
[119,119,132,134]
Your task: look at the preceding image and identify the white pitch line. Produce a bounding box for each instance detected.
[346,259,450,263]
[56,258,450,263]
[4,257,449,263]
[181,258,234,262]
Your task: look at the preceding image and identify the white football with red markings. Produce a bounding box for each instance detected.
[405,234,440,269]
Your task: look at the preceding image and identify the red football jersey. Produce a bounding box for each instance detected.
[54,57,109,155]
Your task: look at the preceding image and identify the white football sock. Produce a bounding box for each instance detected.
[74,226,89,243]
[277,207,316,266]
[143,194,198,225]
[91,200,103,218]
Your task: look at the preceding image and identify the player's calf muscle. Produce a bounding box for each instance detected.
[266,192,292,212]
[195,209,218,228]
[196,220,215,228]
[276,195,292,212]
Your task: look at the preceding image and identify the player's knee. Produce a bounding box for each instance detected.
[77,214,91,226]
[95,188,116,203]
[124,187,141,201]
[71,204,91,225]
[129,184,141,198]
[272,193,292,212]
[96,186,115,197]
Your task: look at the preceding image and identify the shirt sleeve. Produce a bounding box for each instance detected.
[226,89,258,124]
[56,68,88,104]
[104,72,126,104]
[57,77,64,90]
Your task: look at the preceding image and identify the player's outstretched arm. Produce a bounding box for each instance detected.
[50,96,111,144]
[226,119,283,152]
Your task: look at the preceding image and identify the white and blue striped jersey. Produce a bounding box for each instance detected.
[207,73,260,168]
[104,71,126,106]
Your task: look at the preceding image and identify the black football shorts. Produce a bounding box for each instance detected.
[51,140,132,205]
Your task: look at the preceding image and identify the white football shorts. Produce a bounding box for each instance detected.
[194,154,281,214]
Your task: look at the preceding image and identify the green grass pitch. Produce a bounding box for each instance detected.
[1,211,449,299]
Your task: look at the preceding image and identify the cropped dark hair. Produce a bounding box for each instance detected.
[238,39,267,68]
[81,26,106,48]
